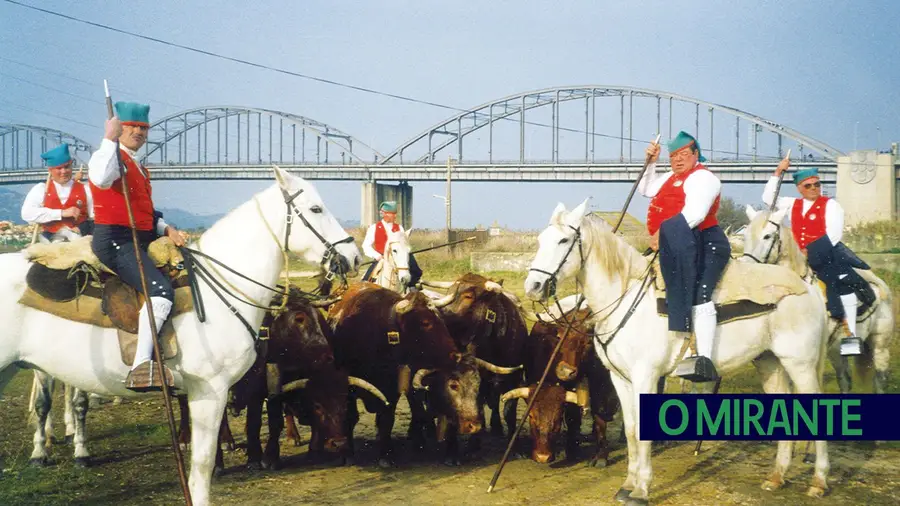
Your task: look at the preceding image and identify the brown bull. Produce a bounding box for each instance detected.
[326,282,490,468]
[178,291,387,473]
[503,304,620,466]
[424,273,528,452]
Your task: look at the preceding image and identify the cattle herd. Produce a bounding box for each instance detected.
[176,273,621,476]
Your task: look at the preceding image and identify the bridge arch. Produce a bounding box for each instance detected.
[0,124,93,171]
[140,106,383,166]
[380,86,845,165]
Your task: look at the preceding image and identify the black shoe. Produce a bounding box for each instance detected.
[675,356,719,383]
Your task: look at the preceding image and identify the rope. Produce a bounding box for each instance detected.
[254,197,292,310]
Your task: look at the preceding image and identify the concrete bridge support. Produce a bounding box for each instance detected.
[360,181,413,229]
[836,146,898,227]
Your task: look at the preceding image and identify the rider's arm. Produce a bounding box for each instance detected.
[761,176,795,210]
[20,183,61,224]
[681,170,721,229]
[825,199,844,246]
[88,139,121,189]
[362,224,380,259]
[637,162,670,197]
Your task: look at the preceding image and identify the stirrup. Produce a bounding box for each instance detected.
[840,336,862,356]
[675,355,719,383]
[125,360,175,392]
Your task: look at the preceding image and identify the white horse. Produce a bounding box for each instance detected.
[742,205,895,393]
[0,167,361,505]
[524,199,831,505]
[371,228,412,294]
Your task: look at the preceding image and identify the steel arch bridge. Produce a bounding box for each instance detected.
[139,106,384,167]
[0,123,93,174]
[381,85,844,166]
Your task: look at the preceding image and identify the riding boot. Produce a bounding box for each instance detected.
[126,297,175,392]
[839,293,861,356]
[675,302,719,383]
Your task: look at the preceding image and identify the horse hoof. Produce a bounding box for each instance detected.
[624,498,649,506]
[762,479,783,491]
[74,457,91,468]
[807,486,826,498]
[803,453,816,465]
[614,487,632,502]
[377,457,395,469]
[246,461,263,471]
[29,457,50,467]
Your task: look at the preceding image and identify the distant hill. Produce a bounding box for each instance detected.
[156,208,225,231]
[0,187,26,224]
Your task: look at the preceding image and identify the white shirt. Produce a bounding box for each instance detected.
[638,161,722,229]
[21,179,94,224]
[362,219,405,259]
[762,176,843,246]
[88,138,170,237]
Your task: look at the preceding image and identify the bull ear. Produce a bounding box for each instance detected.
[745,204,758,221]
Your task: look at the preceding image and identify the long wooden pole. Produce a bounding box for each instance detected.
[768,149,791,212]
[104,80,192,505]
[488,134,662,493]
[29,173,52,245]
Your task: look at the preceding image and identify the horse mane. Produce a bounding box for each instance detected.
[578,214,648,283]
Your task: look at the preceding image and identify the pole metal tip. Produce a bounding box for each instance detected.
[486,485,494,493]
[103,79,110,97]
[653,133,661,144]
[785,148,791,160]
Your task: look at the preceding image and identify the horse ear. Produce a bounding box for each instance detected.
[745,204,758,221]
[405,228,411,238]
[564,198,590,227]
[550,202,567,225]
[272,165,291,189]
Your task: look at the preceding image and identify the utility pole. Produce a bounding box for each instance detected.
[446,155,453,244]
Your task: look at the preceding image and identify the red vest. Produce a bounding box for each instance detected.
[90,150,155,231]
[373,221,400,255]
[41,181,88,233]
[646,164,720,235]
[791,197,828,249]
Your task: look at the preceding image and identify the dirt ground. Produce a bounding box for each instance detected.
[1,368,898,506]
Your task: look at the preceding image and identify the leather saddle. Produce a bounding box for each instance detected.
[18,236,192,366]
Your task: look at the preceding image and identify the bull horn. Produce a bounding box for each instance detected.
[430,290,456,308]
[419,280,456,289]
[348,376,390,406]
[279,378,309,394]
[310,297,340,308]
[484,281,503,292]
[474,357,523,375]
[411,368,437,390]
[502,289,521,304]
[521,310,550,323]
[564,391,580,405]
[500,387,531,409]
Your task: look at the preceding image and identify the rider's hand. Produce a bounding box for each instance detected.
[646,142,660,164]
[775,156,790,177]
[61,207,81,219]
[105,118,123,142]
[166,226,188,247]
[649,231,659,251]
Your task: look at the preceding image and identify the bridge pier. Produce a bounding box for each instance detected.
[361,181,413,229]
[836,145,898,227]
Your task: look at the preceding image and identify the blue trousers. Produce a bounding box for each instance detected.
[91,224,173,303]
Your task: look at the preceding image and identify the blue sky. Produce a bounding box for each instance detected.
[1,1,898,230]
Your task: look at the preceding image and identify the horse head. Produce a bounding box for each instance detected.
[272,166,361,277]
[381,228,412,291]
[741,205,789,265]
[525,198,590,302]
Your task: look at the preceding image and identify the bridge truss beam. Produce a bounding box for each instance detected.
[0,124,93,171]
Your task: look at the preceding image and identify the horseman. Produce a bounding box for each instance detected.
[21,143,94,243]
[640,131,731,382]
[361,200,422,288]
[762,159,866,356]
[87,101,189,392]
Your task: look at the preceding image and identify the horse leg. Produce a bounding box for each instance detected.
[625,371,658,505]
[63,383,76,444]
[29,370,54,466]
[219,411,235,451]
[869,321,893,394]
[177,395,191,451]
[753,354,793,491]
[608,372,637,503]
[186,386,229,506]
[71,387,91,467]
[780,357,830,498]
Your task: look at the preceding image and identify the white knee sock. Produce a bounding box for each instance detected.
[133,297,173,370]
[692,301,717,359]
[840,293,858,336]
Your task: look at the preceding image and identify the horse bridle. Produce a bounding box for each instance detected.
[280,187,355,282]
[528,225,583,299]
[741,218,782,265]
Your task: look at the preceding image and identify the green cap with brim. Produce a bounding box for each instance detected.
[667,130,706,162]
[792,167,819,185]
